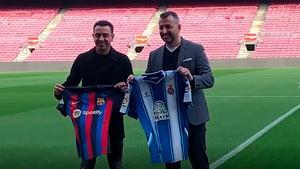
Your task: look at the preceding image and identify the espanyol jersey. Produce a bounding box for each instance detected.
[120,70,192,163]
[57,86,118,160]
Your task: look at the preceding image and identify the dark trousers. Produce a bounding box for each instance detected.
[165,123,209,169]
[80,139,123,169]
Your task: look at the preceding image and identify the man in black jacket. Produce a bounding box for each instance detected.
[54,20,133,169]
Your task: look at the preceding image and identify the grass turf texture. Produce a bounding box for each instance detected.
[0,68,299,169]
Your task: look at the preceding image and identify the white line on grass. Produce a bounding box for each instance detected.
[209,103,300,169]
[297,81,300,88]
[207,95,300,98]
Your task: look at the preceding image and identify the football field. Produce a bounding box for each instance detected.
[0,68,299,169]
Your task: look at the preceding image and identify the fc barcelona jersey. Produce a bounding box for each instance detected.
[120,70,192,163]
[57,86,119,160]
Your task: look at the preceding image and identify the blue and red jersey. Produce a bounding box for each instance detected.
[57,86,119,160]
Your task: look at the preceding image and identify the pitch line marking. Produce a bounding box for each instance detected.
[297,81,300,88]
[209,103,300,169]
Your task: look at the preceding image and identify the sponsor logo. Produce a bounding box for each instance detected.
[153,101,169,121]
[72,109,103,118]
[71,101,80,105]
[82,110,103,116]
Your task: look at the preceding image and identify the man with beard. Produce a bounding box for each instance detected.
[129,11,214,169]
[54,20,133,169]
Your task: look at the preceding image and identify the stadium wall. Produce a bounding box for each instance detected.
[1,58,300,72]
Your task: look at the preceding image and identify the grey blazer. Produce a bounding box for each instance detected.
[145,38,214,125]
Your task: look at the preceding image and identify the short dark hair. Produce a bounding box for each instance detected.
[93,20,114,34]
[160,11,180,22]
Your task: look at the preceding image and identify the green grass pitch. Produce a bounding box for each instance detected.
[0,68,299,169]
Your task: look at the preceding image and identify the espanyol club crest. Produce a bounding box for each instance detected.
[73,109,81,118]
[167,84,174,95]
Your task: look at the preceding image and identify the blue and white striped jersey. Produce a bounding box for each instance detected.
[120,70,192,163]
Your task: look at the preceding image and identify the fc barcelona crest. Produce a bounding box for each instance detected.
[97,98,105,105]
[167,85,174,95]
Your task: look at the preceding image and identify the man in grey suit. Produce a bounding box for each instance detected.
[145,11,214,169]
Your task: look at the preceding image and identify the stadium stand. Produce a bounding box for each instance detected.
[25,7,156,61]
[0,0,299,63]
[137,4,258,60]
[253,4,300,58]
[0,8,57,62]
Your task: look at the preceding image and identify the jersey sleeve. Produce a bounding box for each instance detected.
[183,79,192,103]
[56,100,68,117]
[119,84,138,119]
[175,71,193,104]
